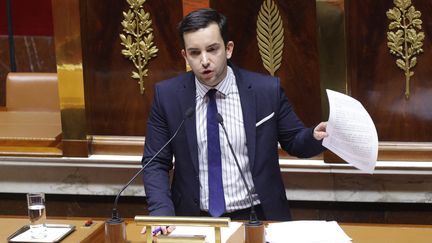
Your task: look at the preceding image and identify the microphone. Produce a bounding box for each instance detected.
[217,113,264,243]
[105,107,194,243]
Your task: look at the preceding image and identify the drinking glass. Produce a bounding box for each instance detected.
[27,193,47,239]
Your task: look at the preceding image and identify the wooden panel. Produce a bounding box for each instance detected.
[346,0,432,142]
[183,0,209,15]
[52,0,88,157]
[0,193,148,219]
[81,0,184,136]
[211,0,322,126]
[90,136,145,155]
[0,0,53,35]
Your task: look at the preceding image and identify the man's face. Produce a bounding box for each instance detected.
[181,23,234,87]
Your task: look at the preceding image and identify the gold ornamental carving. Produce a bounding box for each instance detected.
[120,0,158,94]
[256,0,284,76]
[386,0,424,99]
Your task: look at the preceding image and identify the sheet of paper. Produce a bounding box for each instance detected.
[322,89,378,173]
[266,220,352,243]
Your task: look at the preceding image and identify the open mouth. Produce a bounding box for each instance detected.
[202,70,213,78]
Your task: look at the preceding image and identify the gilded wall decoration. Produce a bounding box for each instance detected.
[120,0,158,94]
[386,0,424,99]
[256,0,284,76]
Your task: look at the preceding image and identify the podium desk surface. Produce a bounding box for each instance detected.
[340,223,432,243]
[126,222,150,242]
[0,218,104,243]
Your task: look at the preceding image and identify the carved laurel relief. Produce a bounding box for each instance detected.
[256,0,284,76]
[386,0,424,99]
[120,0,158,94]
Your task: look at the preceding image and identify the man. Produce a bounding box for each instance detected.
[142,8,327,232]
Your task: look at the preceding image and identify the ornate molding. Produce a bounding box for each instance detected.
[120,0,158,94]
[256,0,284,76]
[386,0,424,99]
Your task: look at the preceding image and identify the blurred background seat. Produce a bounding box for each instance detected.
[0,72,62,156]
[6,72,60,111]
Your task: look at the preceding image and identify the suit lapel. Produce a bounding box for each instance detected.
[178,73,199,174]
[233,67,257,170]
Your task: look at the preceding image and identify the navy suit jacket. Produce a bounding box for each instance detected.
[142,65,325,221]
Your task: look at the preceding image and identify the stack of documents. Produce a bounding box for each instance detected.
[323,89,378,174]
[266,220,352,243]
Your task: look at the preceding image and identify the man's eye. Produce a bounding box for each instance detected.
[190,51,200,56]
[207,47,217,52]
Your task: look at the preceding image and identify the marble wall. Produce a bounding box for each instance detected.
[2,156,432,223]
[2,156,432,204]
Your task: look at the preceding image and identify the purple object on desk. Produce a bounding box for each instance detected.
[152,227,162,235]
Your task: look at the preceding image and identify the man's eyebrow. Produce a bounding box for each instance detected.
[186,47,200,52]
[207,43,220,48]
[186,43,221,52]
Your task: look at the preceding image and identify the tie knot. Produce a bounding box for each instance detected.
[207,89,217,100]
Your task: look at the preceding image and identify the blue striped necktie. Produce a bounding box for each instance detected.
[207,89,225,217]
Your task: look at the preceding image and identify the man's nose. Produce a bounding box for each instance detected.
[201,53,210,67]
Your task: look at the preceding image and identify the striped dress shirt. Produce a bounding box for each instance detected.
[195,66,260,212]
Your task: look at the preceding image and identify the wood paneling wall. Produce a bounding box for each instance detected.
[4,0,431,154]
[212,0,322,126]
[80,0,322,137]
[346,0,432,142]
[81,0,184,136]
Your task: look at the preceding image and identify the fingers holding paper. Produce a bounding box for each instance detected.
[160,226,176,235]
[313,122,328,140]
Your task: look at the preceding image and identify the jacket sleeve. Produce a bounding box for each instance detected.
[276,80,326,158]
[142,84,176,216]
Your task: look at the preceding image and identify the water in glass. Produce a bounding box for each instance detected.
[27,193,47,239]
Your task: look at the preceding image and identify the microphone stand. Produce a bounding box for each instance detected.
[217,114,265,243]
[105,108,194,243]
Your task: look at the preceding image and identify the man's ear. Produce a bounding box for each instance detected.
[181,49,189,65]
[226,41,234,59]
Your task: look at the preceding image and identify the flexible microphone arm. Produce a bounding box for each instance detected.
[216,114,260,224]
[110,107,195,220]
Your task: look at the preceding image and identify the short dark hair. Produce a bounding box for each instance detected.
[178,8,228,47]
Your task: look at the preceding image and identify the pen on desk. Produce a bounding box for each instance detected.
[152,227,163,235]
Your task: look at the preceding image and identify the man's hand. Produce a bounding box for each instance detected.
[313,122,328,140]
[141,225,176,235]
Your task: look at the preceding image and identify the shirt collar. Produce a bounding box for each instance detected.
[195,66,235,98]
